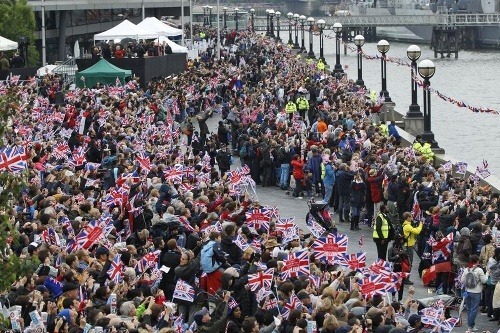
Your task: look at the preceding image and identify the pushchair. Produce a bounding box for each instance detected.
[306,200,336,232]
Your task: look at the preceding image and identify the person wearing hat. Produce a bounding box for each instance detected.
[194,291,231,333]
[407,314,422,332]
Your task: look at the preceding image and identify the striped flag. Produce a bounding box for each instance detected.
[107,254,124,283]
[173,279,196,303]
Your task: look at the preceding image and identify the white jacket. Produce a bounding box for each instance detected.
[461,266,489,293]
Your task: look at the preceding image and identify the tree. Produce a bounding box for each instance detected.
[0,90,37,296]
[0,0,39,66]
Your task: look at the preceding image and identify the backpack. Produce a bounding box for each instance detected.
[464,267,480,289]
[200,240,220,273]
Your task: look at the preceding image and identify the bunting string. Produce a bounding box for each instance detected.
[309,32,499,115]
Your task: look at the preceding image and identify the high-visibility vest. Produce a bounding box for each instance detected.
[317,61,325,71]
[373,213,390,239]
[412,141,422,152]
[297,98,309,110]
[421,143,434,160]
[285,102,297,113]
[379,124,389,136]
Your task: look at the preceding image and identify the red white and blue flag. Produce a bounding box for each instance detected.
[454,161,468,175]
[281,293,302,319]
[107,254,124,283]
[233,234,250,251]
[359,276,386,298]
[313,233,348,264]
[428,232,454,264]
[281,250,310,279]
[248,268,274,291]
[173,315,184,333]
[0,147,28,173]
[338,252,366,271]
[245,207,272,231]
[135,250,161,273]
[306,215,326,238]
[135,151,151,173]
[173,279,196,303]
[275,217,296,232]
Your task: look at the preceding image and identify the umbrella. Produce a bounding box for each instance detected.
[73,40,80,59]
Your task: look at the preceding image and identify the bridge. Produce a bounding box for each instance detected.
[253,13,500,30]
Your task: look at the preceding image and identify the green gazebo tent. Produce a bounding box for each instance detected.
[75,59,131,88]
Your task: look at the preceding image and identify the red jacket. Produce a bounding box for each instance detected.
[368,173,384,203]
[291,159,305,180]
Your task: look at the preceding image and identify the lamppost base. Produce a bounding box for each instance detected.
[300,47,306,53]
[333,65,344,74]
[293,43,300,49]
[355,79,364,87]
[421,131,444,153]
[307,52,316,59]
[406,104,423,118]
[380,91,392,103]
[402,115,424,137]
[288,39,293,45]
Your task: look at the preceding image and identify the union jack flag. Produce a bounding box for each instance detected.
[135,151,151,173]
[411,192,422,222]
[309,275,321,288]
[0,147,28,173]
[441,160,453,172]
[306,215,326,238]
[40,227,61,246]
[454,161,468,175]
[233,234,250,251]
[281,293,302,319]
[164,165,185,184]
[84,162,101,171]
[282,225,299,244]
[281,251,310,279]
[107,254,124,283]
[228,297,239,310]
[248,268,274,291]
[59,216,74,236]
[68,146,87,167]
[53,142,71,159]
[173,279,196,302]
[104,188,125,208]
[116,171,140,187]
[275,217,296,232]
[135,250,161,273]
[256,288,273,303]
[226,166,250,185]
[178,216,195,232]
[263,297,278,310]
[358,276,386,298]
[173,315,184,333]
[313,233,348,264]
[75,219,104,250]
[338,252,366,271]
[428,232,454,263]
[245,207,272,231]
[367,259,393,277]
[476,159,491,179]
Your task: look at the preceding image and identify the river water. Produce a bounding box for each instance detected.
[297,34,500,176]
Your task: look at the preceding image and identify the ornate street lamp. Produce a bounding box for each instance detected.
[293,13,300,49]
[377,39,391,102]
[418,59,440,148]
[234,7,239,31]
[317,19,326,63]
[223,7,228,29]
[275,11,281,41]
[307,17,315,59]
[203,5,209,26]
[299,15,307,52]
[250,8,255,32]
[265,9,270,36]
[333,22,344,74]
[269,9,275,38]
[354,35,365,87]
[208,6,213,27]
[407,45,423,117]
[287,12,294,45]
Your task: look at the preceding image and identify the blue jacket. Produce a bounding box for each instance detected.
[388,123,401,139]
[323,163,336,186]
[307,154,323,182]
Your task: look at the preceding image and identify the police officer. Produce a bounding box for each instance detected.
[373,204,394,260]
[296,93,309,121]
[285,100,297,121]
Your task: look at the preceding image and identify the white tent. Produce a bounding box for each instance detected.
[137,17,183,37]
[158,36,188,53]
[0,36,18,51]
[94,19,160,41]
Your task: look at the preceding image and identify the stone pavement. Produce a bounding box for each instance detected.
[201,113,497,332]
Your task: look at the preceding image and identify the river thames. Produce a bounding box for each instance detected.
[302,34,500,176]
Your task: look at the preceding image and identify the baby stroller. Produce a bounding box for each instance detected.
[306,200,336,232]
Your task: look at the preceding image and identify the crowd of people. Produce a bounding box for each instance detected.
[1,25,500,333]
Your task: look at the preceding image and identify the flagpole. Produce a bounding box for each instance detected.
[216,0,220,59]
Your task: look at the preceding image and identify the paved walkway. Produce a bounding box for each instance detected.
[203,113,496,332]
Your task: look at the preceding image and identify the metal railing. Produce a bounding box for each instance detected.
[52,57,78,87]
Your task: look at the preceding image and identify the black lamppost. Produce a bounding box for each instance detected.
[287,12,294,45]
[377,39,391,102]
[265,9,270,36]
[299,15,306,52]
[275,11,281,41]
[293,13,300,49]
[418,59,440,148]
[250,8,255,32]
[269,9,275,38]
[307,17,315,59]
[407,44,423,117]
[234,7,239,31]
[208,6,213,27]
[317,19,326,63]
[203,6,209,26]
[354,34,365,87]
[333,22,344,74]
[223,7,228,29]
